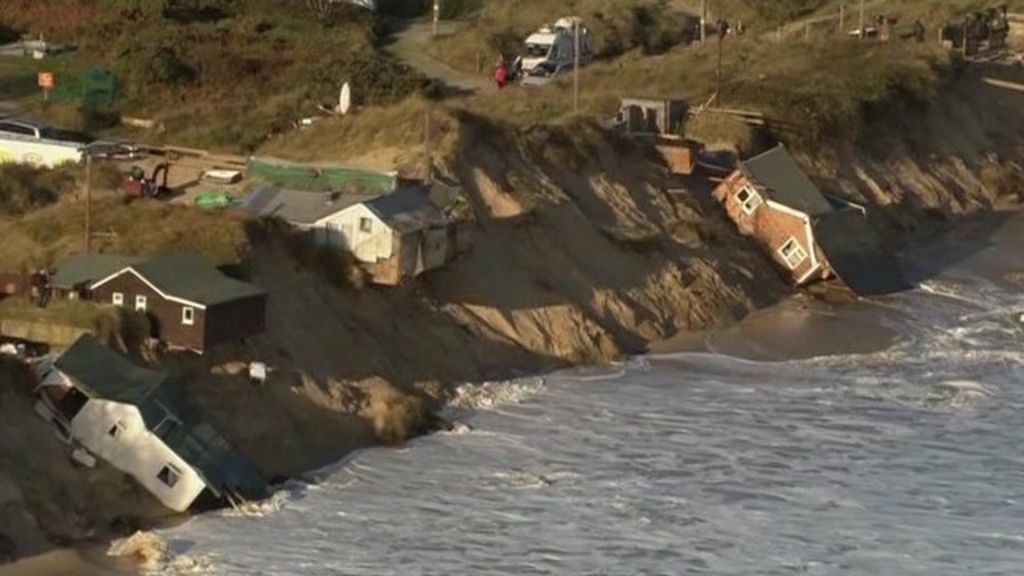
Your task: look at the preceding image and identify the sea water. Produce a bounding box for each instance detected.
[155,219,1024,575]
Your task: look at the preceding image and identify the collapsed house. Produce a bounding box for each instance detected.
[53,252,267,352]
[33,335,268,512]
[240,180,471,286]
[714,145,910,296]
[614,98,699,175]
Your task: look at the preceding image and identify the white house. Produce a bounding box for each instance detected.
[33,335,267,512]
[241,183,463,285]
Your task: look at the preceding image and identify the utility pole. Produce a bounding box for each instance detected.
[433,0,440,37]
[573,22,580,115]
[700,0,707,44]
[839,5,845,36]
[715,20,725,106]
[858,0,866,40]
[83,153,92,254]
[423,107,433,183]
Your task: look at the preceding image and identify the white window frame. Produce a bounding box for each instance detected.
[735,186,763,215]
[182,306,195,326]
[112,292,124,307]
[135,295,147,312]
[778,237,809,270]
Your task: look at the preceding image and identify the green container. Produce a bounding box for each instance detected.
[194,191,233,210]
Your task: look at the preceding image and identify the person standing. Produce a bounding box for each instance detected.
[494,55,510,89]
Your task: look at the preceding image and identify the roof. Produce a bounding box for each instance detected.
[239,184,372,224]
[55,335,268,500]
[739,145,834,216]
[813,210,912,296]
[92,252,265,308]
[53,334,166,405]
[53,254,143,289]
[364,186,446,233]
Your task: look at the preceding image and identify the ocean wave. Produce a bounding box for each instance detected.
[108,531,214,575]
[447,377,545,410]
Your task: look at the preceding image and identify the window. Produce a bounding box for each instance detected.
[182,307,195,326]
[359,217,373,233]
[112,292,124,307]
[108,421,126,439]
[735,186,763,215]
[135,295,147,312]
[778,237,809,270]
[0,122,34,136]
[157,464,181,488]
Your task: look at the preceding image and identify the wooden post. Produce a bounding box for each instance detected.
[858,0,865,40]
[433,0,440,37]
[700,0,707,44]
[83,154,92,254]
[839,5,845,35]
[805,21,811,42]
[573,23,580,114]
[716,25,724,105]
[423,108,431,183]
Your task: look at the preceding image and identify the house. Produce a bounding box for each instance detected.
[714,145,910,296]
[241,182,467,286]
[33,335,268,512]
[85,252,267,352]
[51,254,143,299]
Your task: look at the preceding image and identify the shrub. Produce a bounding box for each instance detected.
[0,164,76,215]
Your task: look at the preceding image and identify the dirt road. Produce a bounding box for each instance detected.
[387,21,496,97]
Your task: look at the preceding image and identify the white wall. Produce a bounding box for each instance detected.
[0,137,82,168]
[313,204,394,264]
[70,400,207,512]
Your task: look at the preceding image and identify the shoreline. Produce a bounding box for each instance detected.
[2,209,1020,574]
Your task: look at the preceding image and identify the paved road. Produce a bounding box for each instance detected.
[386,21,496,97]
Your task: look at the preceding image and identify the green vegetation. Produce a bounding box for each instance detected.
[426,0,695,74]
[0,0,431,151]
[0,197,250,271]
[0,164,77,215]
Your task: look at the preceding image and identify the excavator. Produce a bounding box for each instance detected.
[124,163,171,200]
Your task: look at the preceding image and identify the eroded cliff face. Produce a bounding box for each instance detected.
[3,68,1023,564]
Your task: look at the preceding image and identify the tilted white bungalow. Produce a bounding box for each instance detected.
[33,335,267,512]
[241,182,467,285]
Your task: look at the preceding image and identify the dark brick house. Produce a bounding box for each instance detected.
[714,145,910,296]
[87,252,266,352]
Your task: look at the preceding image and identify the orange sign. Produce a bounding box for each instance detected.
[38,72,54,89]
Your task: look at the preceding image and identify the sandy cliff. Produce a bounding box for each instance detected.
[1,66,1023,563]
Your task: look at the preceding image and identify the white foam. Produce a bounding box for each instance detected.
[447,377,545,410]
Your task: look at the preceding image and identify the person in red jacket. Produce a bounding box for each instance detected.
[494,56,510,89]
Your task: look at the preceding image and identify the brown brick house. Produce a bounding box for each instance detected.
[87,252,266,352]
[714,145,910,296]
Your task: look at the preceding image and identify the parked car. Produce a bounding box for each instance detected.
[520,61,573,87]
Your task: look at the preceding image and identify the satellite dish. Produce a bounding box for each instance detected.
[338,82,352,115]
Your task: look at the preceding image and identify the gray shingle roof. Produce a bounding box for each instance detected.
[53,254,144,290]
[240,185,372,225]
[364,186,446,233]
[123,252,265,307]
[54,334,166,405]
[740,145,834,216]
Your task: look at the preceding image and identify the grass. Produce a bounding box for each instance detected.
[0,297,107,329]
[425,0,696,75]
[0,197,250,272]
[0,0,430,151]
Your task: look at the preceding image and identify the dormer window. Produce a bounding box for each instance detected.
[736,186,763,215]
